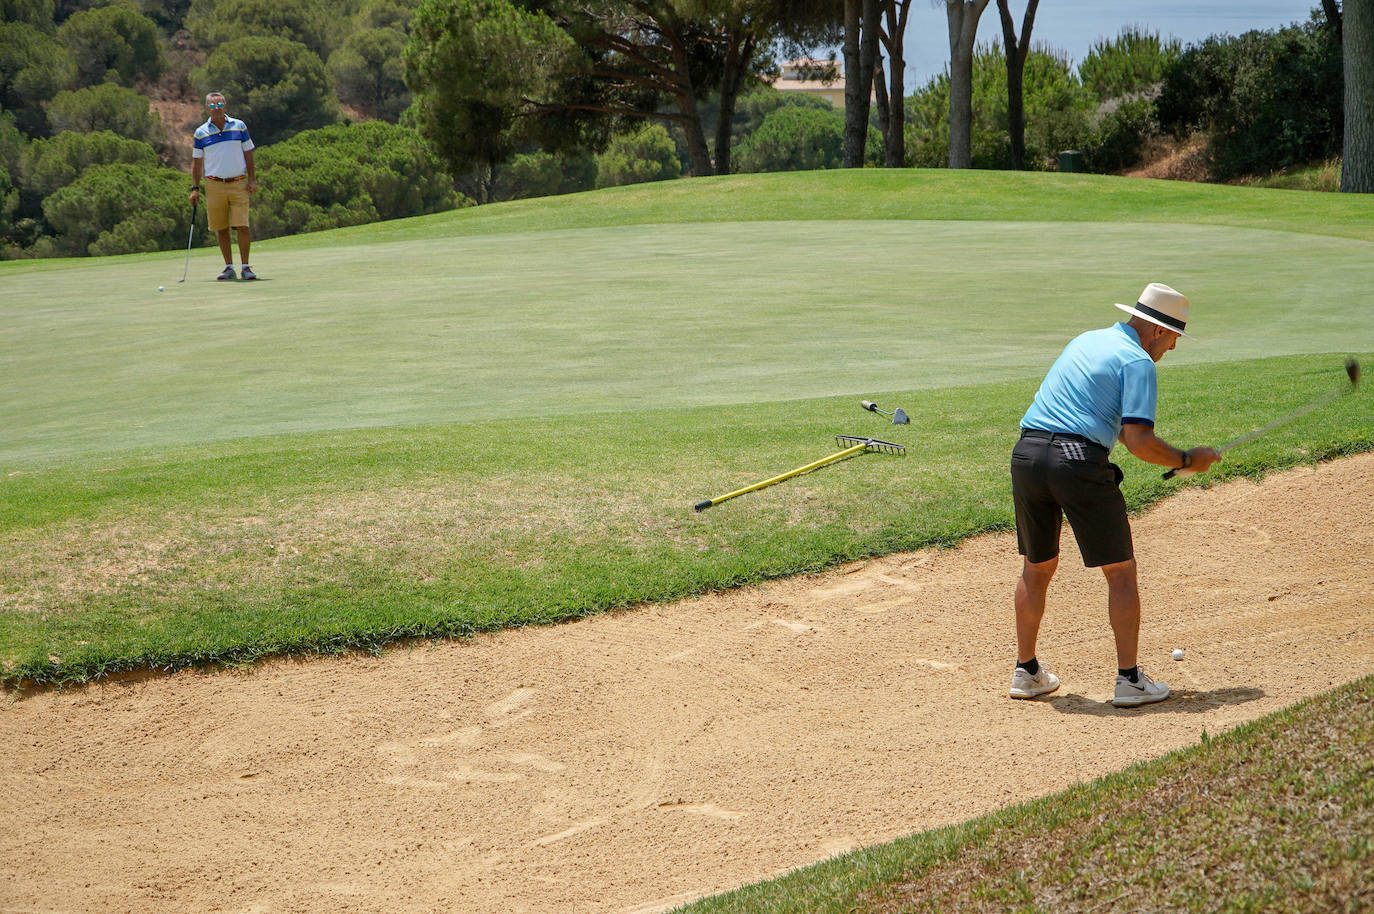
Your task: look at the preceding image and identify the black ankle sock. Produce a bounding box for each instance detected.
[1016,658,1039,676]
[1119,666,1139,683]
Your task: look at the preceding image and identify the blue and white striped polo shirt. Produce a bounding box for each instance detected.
[1020,322,1158,451]
[192,117,254,178]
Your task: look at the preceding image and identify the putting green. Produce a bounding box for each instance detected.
[3,219,1369,466]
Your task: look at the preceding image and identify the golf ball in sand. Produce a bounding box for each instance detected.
[1172,648,1185,661]
[158,286,164,291]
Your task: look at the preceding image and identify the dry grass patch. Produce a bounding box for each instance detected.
[0,470,777,618]
[857,684,1374,913]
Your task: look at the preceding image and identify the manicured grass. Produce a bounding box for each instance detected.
[289,169,1374,245]
[2,215,1370,466]
[1,353,1369,686]
[1,170,1371,686]
[672,673,1374,914]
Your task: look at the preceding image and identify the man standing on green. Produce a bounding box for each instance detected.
[1008,283,1220,707]
[189,91,258,280]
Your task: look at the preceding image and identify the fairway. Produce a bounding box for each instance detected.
[2,218,1370,465]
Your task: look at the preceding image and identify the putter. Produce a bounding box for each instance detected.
[1164,358,1360,479]
[694,435,905,512]
[177,201,197,283]
[861,400,910,424]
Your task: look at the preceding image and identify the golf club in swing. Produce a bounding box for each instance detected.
[694,435,905,512]
[861,400,910,424]
[1163,358,1361,479]
[177,201,197,283]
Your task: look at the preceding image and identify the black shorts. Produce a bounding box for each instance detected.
[1011,429,1133,567]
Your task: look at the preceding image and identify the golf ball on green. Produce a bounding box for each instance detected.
[158,286,164,291]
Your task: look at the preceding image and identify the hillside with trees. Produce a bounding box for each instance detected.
[0,0,1366,260]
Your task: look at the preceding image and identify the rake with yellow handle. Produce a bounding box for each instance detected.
[693,435,905,512]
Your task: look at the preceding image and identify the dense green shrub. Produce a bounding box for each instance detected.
[0,105,24,176]
[251,120,459,238]
[56,5,165,88]
[191,35,340,146]
[21,129,157,198]
[1078,27,1181,101]
[328,27,410,121]
[1084,95,1157,173]
[1156,21,1342,179]
[0,21,76,134]
[356,0,418,32]
[594,123,680,188]
[188,0,335,59]
[46,84,162,145]
[40,161,186,256]
[0,163,16,241]
[1,0,56,31]
[733,104,879,173]
[905,44,1095,170]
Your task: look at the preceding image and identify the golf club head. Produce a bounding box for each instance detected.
[891,407,910,425]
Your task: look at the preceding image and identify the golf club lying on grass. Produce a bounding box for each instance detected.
[177,201,197,283]
[1164,357,1361,479]
[861,400,910,424]
[694,435,906,512]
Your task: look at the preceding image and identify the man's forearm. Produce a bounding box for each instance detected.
[191,160,202,185]
[1119,425,1188,468]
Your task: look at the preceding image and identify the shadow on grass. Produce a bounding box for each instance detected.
[1048,686,1267,716]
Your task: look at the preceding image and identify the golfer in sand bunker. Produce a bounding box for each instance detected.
[1008,283,1221,708]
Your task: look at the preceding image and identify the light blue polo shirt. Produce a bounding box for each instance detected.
[1020,322,1157,451]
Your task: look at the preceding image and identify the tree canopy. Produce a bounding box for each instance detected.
[329,26,411,121]
[250,120,460,237]
[192,35,340,146]
[0,22,77,134]
[188,0,335,60]
[21,129,157,198]
[403,0,587,175]
[40,161,186,256]
[46,84,163,145]
[56,5,165,88]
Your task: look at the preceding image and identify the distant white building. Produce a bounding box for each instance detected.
[772,58,845,108]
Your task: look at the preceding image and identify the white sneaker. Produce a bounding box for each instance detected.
[1113,667,1170,707]
[1009,663,1060,699]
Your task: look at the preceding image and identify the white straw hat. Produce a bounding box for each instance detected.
[1115,283,1192,338]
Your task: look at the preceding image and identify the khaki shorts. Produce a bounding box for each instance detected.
[205,178,250,232]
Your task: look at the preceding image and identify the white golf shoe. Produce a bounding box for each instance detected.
[1009,663,1060,699]
[1112,667,1170,707]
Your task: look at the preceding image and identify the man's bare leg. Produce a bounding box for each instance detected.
[236,226,251,266]
[1102,559,1141,670]
[1015,556,1058,663]
[216,228,232,265]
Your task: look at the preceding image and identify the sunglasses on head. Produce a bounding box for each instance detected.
[209,101,224,109]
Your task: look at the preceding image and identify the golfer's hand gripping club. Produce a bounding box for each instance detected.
[1162,359,1359,480]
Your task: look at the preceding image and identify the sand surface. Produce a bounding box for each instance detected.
[4,455,1373,914]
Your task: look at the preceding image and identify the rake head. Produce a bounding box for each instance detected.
[835,435,905,455]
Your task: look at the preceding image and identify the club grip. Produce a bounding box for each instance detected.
[1161,468,1176,480]
[693,500,713,512]
[861,400,877,412]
